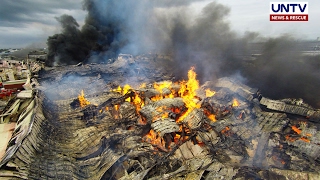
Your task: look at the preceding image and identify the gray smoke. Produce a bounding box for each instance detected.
[240,36,320,108]
[46,0,320,108]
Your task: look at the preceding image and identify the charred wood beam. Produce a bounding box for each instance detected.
[97,91,135,111]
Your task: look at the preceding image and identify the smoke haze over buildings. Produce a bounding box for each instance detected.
[46,0,320,108]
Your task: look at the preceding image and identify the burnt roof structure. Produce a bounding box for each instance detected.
[0,55,319,179]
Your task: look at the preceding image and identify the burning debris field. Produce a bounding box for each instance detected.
[1,0,320,179]
[0,55,319,179]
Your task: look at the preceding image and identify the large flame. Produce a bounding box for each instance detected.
[78,90,91,107]
[111,67,209,123]
[177,67,201,122]
[109,67,217,150]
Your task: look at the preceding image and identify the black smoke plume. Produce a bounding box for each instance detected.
[240,37,320,108]
[46,0,209,66]
[46,0,320,108]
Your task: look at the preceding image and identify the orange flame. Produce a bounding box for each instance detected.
[151,81,175,101]
[237,111,245,119]
[114,105,120,111]
[151,95,163,101]
[78,90,90,107]
[112,86,122,93]
[285,135,297,142]
[108,67,218,151]
[154,81,172,94]
[133,93,144,112]
[232,99,240,107]
[221,126,230,135]
[207,114,216,122]
[112,84,133,102]
[143,129,166,151]
[173,133,181,144]
[177,67,201,122]
[286,125,311,143]
[123,84,132,102]
[205,88,216,97]
[204,109,216,122]
[112,85,146,111]
[152,106,169,122]
[162,112,169,119]
[291,125,301,135]
[300,137,311,143]
[171,107,181,114]
[113,105,121,119]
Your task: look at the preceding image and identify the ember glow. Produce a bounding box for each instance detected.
[285,135,297,142]
[300,137,311,143]
[221,126,231,136]
[154,106,170,122]
[114,105,120,111]
[78,90,91,107]
[173,133,181,144]
[286,124,312,143]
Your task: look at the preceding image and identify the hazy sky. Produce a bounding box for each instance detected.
[0,0,319,48]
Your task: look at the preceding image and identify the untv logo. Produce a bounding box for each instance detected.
[270,2,308,21]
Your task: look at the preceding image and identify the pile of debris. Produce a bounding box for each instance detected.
[0,56,319,179]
